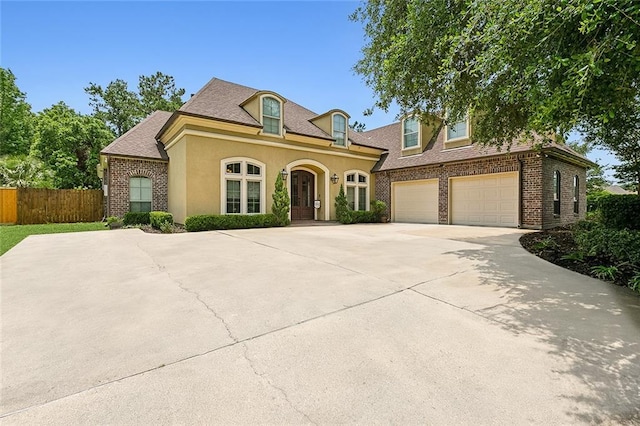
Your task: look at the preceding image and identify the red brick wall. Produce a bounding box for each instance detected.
[541,156,587,229]
[107,157,168,218]
[373,153,577,229]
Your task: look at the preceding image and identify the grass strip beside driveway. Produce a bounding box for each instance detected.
[0,222,106,256]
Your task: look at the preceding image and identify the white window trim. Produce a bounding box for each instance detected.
[344,169,370,211]
[332,112,348,148]
[444,115,470,143]
[401,116,421,151]
[220,157,266,214]
[260,95,283,137]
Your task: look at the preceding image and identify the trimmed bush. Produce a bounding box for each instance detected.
[350,210,378,223]
[271,172,291,226]
[598,194,640,230]
[150,211,173,230]
[335,184,349,223]
[123,211,150,225]
[185,214,280,232]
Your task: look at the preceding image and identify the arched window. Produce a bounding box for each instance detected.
[221,158,265,214]
[403,116,419,149]
[573,175,579,214]
[130,176,152,212]
[262,96,281,135]
[345,170,369,211]
[333,114,347,147]
[553,170,561,215]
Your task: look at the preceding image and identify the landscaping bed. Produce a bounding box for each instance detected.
[520,224,639,292]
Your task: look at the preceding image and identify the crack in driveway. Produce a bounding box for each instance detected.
[1,240,471,421]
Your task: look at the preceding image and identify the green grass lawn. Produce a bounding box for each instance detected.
[0,222,106,256]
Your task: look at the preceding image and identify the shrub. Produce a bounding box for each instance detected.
[123,211,150,225]
[271,172,291,226]
[150,211,173,230]
[371,200,388,222]
[574,223,640,267]
[349,210,379,223]
[184,214,279,232]
[598,194,640,230]
[335,184,349,223]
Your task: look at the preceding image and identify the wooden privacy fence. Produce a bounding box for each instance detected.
[0,188,18,223]
[0,188,103,224]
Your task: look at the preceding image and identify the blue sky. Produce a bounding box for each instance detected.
[2,1,618,178]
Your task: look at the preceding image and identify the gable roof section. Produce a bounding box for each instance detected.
[174,78,371,145]
[101,111,172,160]
[365,122,594,172]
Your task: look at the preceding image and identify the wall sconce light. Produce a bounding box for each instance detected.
[280,169,289,181]
[330,173,339,184]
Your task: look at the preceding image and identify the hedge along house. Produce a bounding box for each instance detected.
[100,77,594,229]
[100,78,384,224]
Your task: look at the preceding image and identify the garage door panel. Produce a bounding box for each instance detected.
[393,180,438,223]
[451,172,518,227]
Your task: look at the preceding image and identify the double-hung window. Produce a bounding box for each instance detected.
[403,117,419,149]
[446,117,468,141]
[573,175,579,214]
[553,170,561,215]
[333,114,347,147]
[262,97,281,135]
[130,177,152,212]
[223,159,265,214]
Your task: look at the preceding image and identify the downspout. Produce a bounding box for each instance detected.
[106,155,111,218]
[518,156,523,228]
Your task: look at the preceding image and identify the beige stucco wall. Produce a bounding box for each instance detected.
[167,132,379,223]
[166,140,187,223]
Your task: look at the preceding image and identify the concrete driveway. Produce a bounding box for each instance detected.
[1,224,639,424]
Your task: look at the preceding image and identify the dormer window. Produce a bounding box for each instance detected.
[402,117,419,149]
[262,96,281,135]
[446,117,469,141]
[333,114,347,147]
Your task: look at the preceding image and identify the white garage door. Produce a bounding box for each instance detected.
[392,179,438,223]
[450,172,519,227]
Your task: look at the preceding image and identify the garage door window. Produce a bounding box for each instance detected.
[345,171,369,211]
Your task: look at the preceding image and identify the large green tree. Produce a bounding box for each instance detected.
[351,0,640,149]
[0,68,34,156]
[85,79,141,137]
[85,72,184,136]
[584,103,640,194]
[138,72,185,115]
[31,102,113,189]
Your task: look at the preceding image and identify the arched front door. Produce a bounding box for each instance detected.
[291,170,314,220]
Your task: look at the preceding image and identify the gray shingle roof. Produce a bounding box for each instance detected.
[364,122,592,172]
[101,111,172,160]
[178,77,372,144]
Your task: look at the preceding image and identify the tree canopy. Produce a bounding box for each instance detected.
[85,72,185,136]
[31,102,113,189]
[0,68,34,156]
[351,0,640,150]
